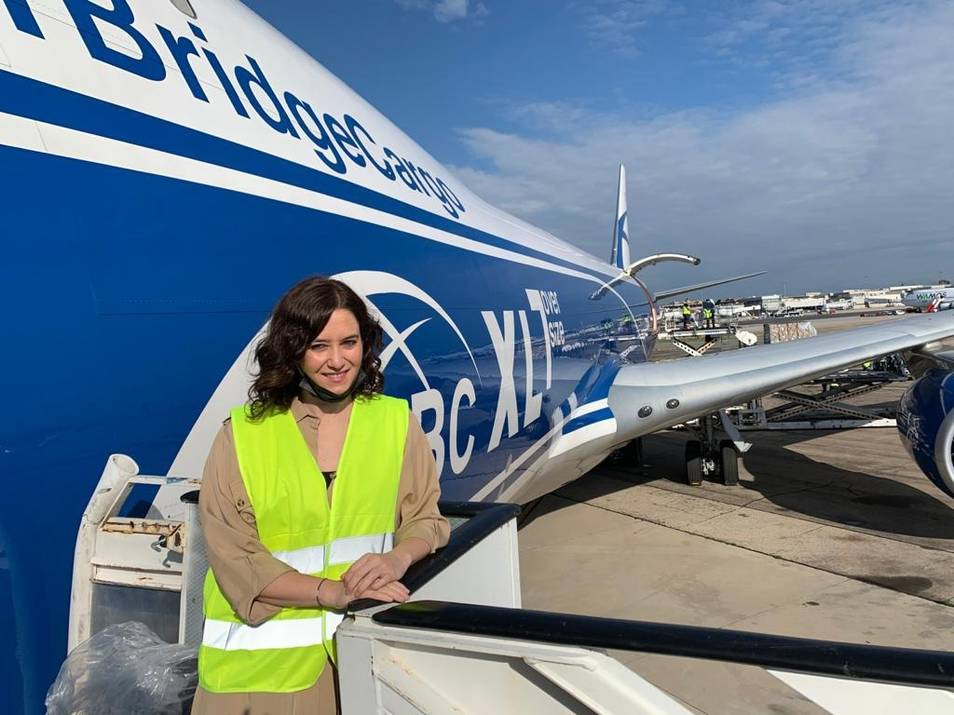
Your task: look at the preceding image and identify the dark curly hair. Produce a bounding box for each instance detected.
[247,276,385,419]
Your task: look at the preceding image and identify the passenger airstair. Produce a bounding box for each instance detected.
[64,455,954,713]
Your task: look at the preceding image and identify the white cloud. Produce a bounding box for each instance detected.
[394,0,488,24]
[434,0,466,22]
[449,0,954,292]
[573,0,672,56]
[700,0,904,89]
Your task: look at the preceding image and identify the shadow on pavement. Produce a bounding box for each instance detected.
[530,430,954,542]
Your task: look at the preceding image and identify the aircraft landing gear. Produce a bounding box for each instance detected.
[683,412,746,486]
[611,437,644,468]
[720,440,739,486]
[684,440,703,485]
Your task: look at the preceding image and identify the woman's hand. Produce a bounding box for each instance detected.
[319,578,409,610]
[341,551,411,595]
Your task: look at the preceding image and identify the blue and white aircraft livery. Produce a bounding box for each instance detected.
[2,1,954,711]
[611,164,631,271]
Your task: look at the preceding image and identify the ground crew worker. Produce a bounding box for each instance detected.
[681,302,692,329]
[702,298,716,328]
[193,276,450,715]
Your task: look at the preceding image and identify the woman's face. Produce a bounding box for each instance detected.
[301,308,363,396]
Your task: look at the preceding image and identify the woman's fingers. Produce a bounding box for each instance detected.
[341,554,374,590]
[362,581,409,603]
[336,551,412,603]
[367,576,402,596]
[347,568,377,595]
[370,574,390,590]
[343,554,398,593]
[353,567,386,596]
[353,555,397,594]
[342,554,407,597]
[384,582,410,601]
[352,576,410,602]
[343,563,375,592]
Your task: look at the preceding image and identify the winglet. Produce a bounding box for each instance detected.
[610,164,631,270]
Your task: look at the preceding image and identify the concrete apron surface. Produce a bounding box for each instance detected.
[517,428,954,715]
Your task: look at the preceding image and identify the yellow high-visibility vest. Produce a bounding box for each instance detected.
[199,395,408,693]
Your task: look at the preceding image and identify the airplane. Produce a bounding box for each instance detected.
[1,1,954,712]
[902,286,954,312]
[589,164,764,302]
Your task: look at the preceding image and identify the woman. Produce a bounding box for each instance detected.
[192,276,450,715]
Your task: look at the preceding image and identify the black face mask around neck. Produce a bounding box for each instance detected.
[298,369,366,403]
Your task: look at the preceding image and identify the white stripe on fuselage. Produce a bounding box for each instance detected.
[547,418,618,459]
[471,398,615,501]
[570,399,610,420]
[0,109,629,294]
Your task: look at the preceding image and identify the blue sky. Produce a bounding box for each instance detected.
[244,0,954,296]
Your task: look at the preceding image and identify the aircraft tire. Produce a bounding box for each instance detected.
[629,437,644,465]
[720,441,739,486]
[685,440,703,485]
[614,438,643,466]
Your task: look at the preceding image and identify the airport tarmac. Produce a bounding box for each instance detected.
[517,314,954,714]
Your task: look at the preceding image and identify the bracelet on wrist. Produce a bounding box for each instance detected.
[314,577,327,607]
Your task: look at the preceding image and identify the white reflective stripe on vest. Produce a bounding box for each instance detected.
[203,617,324,651]
[328,532,393,566]
[272,544,326,574]
[324,610,345,641]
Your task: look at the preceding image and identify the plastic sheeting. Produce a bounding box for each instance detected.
[46,622,196,715]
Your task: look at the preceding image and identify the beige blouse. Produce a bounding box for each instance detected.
[192,396,450,715]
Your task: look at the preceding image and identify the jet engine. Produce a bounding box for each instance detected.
[897,368,954,497]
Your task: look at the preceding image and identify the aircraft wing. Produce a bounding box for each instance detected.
[610,312,954,439]
[653,271,767,301]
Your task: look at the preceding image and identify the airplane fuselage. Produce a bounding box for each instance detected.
[0,1,656,710]
[903,287,954,311]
